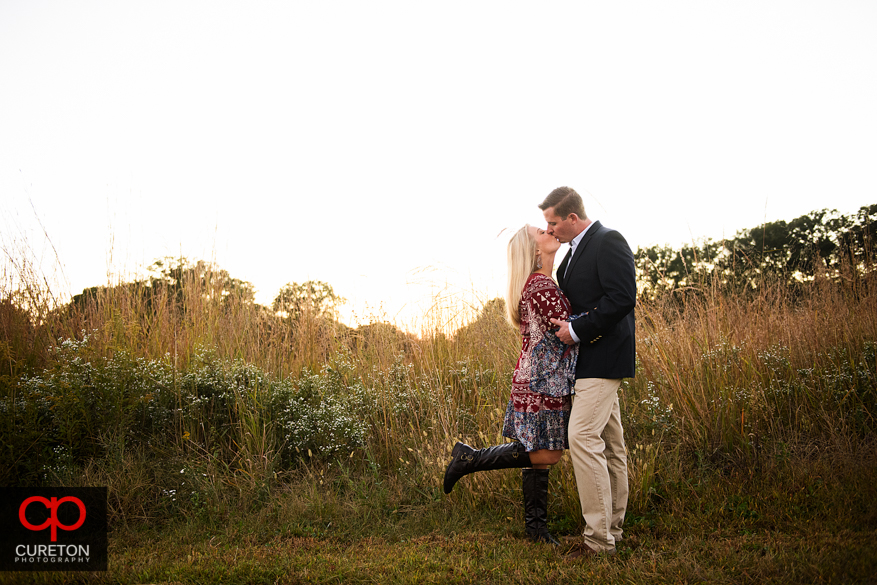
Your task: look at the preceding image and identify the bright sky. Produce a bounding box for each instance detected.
[2,1,876,331]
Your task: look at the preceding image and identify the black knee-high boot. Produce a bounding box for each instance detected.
[443,441,531,494]
[522,468,560,545]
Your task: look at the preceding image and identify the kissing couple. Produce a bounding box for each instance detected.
[443,186,637,559]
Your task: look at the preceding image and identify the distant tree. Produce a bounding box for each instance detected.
[349,321,414,357]
[453,297,518,367]
[272,280,345,321]
[725,209,839,278]
[635,240,722,298]
[148,258,256,306]
[69,258,257,314]
[834,203,877,270]
[455,297,510,334]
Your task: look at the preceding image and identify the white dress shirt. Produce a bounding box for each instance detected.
[564,221,595,344]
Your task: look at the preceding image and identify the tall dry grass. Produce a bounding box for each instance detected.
[636,268,876,450]
[54,269,347,377]
[1,247,875,532]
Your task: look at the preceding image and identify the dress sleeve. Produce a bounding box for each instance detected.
[524,275,571,331]
[524,276,577,398]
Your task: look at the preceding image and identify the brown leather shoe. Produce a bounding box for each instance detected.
[564,542,615,560]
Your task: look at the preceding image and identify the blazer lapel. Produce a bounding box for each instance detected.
[563,221,601,286]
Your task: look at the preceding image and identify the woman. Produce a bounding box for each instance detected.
[443,224,578,545]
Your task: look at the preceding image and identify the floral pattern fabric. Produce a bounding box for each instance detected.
[502,273,579,452]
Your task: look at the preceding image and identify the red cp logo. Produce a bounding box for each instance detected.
[19,496,86,542]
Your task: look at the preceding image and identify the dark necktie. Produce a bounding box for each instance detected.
[561,246,574,281]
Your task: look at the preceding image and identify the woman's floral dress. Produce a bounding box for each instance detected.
[502,273,578,451]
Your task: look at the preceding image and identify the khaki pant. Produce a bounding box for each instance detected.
[569,378,628,552]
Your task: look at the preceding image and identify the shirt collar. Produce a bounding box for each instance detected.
[569,220,594,251]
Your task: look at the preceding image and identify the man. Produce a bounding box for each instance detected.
[539,186,636,557]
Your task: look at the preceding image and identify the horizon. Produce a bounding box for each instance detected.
[3,199,873,335]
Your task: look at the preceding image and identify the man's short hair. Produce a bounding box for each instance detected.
[538,186,587,220]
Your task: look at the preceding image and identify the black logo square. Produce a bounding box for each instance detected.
[0,487,107,572]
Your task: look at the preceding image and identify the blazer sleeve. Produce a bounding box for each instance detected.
[570,230,637,343]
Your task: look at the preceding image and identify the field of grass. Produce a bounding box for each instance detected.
[1,252,876,583]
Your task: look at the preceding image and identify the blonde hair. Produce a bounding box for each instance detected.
[506,225,538,327]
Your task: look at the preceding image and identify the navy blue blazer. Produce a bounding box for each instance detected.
[556,221,637,380]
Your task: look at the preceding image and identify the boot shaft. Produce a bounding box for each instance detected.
[522,468,560,546]
[443,441,531,494]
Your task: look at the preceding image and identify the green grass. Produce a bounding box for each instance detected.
[98,529,877,585]
[3,446,876,584]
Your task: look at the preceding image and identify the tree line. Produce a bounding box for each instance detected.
[70,260,346,324]
[635,204,877,298]
[62,202,877,330]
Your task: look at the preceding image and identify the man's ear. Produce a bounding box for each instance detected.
[568,213,580,224]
